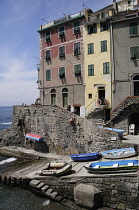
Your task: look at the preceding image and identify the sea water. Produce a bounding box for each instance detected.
[0,106,71,210]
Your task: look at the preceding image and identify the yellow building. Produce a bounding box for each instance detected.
[84,6,113,121]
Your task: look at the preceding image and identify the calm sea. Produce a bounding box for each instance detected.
[0,106,71,210]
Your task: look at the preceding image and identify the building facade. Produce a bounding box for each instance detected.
[84,6,113,121]
[37,10,91,117]
[112,9,139,108]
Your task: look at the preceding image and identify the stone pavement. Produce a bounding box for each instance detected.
[122,134,139,145]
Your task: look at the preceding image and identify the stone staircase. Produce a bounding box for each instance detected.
[112,96,139,119]
[29,179,63,201]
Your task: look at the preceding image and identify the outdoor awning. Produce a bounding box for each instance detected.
[25,133,44,141]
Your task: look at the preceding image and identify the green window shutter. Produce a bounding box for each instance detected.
[59,67,65,77]
[135,46,139,59]
[130,47,135,58]
[46,69,51,81]
[51,94,56,105]
[103,62,109,74]
[87,25,91,34]
[101,41,107,52]
[88,64,94,76]
[74,64,81,75]
[130,22,138,36]
[88,43,94,54]
[93,23,97,33]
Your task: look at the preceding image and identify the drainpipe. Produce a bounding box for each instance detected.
[42,32,44,105]
[110,20,115,111]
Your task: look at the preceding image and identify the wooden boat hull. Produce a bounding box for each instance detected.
[100,148,136,159]
[70,152,100,162]
[38,162,72,176]
[84,160,138,174]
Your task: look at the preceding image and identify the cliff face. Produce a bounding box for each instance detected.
[0,105,120,154]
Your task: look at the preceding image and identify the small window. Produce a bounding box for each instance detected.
[74,42,80,55]
[88,43,94,54]
[88,64,94,76]
[59,67,65,78]
[100,20,110,31]
[59,46,65,58]
[87,23,97,34]
[103,62,109,74]
[130,22,138,36]
[88,94,92,99]
[74,64,81,76]
[101,40,107,52]
[130,46,139,59]
[46,69,51,81]
[73,21,80,34]
[45,31,51,42]
[59,26,65,38]
[46,50,51,61]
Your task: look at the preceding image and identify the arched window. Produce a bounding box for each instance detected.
[62,88,68,107]
[50,89,56,105]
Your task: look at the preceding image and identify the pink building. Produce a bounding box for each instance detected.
[37,10,91,116]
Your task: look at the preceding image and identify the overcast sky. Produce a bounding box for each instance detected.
[0,0,115,106]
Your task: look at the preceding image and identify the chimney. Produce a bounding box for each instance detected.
[113,0,118,13]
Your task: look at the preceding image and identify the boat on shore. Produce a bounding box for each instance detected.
[100,148,136,159]
[70,152,100,162]
[84,159,138,174]
[37,162,72,176]
[97,126,125,137]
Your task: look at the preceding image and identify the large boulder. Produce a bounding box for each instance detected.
[74,183,102,209]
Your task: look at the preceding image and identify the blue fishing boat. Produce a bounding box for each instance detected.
[84,160,138,174]
[98,126,125,137]
[100,148,136,159]
[70,152,100,162]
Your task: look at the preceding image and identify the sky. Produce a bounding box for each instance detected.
[0,0,116,106]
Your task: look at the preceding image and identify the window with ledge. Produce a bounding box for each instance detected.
[73,21,80,34]
[88,43,94,54]
[46,50,51,61]
[88,64,94,76]
[59,46,65,58]
[101,40,107,52]
[59,26,65,38]
[103,62,110,74]
[74,42,80,55]
[100,20,110,31]
[46,69,51,81]
[45,31,51,42]
[74,64,81,76]
[130,46,139,59]
[59,67,65,78]
[130,22,138,36]
[87,23,97,34]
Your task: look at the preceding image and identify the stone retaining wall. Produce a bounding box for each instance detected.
[0,105,122,155]
[39,174,139,210]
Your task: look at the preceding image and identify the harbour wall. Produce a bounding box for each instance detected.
[0,171,138,210]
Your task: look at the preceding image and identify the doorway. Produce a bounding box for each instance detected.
[98,87,105,105]
[129,113,139,134]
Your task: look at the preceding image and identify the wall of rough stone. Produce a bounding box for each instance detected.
[41,174,139,209]
[0,105,123,155]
